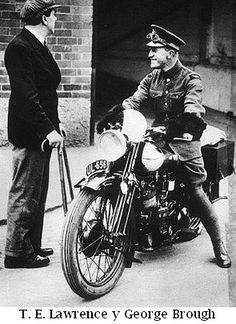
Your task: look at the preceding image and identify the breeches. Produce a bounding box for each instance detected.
[178,156,222,243]
[5,147,51,257]
[178,156,207,189]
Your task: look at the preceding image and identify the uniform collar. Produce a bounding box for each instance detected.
[162,60,182,79]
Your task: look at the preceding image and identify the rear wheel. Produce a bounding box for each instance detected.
[61,185,128,299]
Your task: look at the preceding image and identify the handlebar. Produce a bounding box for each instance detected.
[145,127,192,142]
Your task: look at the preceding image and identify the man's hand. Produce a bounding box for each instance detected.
[182,133,193,141]
[46,130,64,148]
[151,126,166,134]
[173,133,193,141]
[59,123,67,137]
[96,104,124,134]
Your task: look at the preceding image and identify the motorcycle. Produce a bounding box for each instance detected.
[61,109,234,299]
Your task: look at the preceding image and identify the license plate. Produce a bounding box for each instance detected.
[86,159,108,177]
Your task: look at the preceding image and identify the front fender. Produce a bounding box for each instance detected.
[75,172,116,192]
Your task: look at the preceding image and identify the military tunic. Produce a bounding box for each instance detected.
[122,60,206,161]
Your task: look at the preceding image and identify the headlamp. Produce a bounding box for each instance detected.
[142,143,165,171]
[99,130,127,162]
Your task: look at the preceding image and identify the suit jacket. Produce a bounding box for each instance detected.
[4,27,61,149]
[122,60,206,161]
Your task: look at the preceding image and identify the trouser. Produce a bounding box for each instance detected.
[178,156,222,244]
[5,147,51,257]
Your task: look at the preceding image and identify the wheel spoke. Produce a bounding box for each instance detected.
[85,255,93,282]
[86,256,106,277]
[78,234,104,254]
[77,228,114,282]
[77,237,121,283]
[81,253,111,280]
[96,252,102,282]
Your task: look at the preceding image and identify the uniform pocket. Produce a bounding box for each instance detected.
[169,91,184,99]
[149,89,163,98]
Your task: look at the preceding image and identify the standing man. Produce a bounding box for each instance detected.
[98,25,231,268]
[4,0,65,268]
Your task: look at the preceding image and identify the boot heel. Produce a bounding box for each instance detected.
[213,241,231,268]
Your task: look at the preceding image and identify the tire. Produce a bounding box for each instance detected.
[61,185,128,299]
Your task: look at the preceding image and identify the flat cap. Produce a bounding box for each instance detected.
[146,25,186,51]
[20,0,61,22]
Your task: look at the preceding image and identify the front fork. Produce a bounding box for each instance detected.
[111,142,140,234]
[110,143,141,267]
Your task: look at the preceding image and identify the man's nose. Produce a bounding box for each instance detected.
[148,50,153,58]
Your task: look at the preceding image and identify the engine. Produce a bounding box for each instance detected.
[135,144,180,250]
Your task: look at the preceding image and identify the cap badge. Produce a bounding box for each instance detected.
[146,30,167,46]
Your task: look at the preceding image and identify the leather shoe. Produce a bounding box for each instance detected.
[213,241,231,268]
[4,253,50,269]
[35,247,54,257]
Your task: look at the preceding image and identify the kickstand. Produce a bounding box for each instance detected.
[132,257,143,264]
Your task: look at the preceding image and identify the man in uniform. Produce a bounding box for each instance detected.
[4,0,65,268]
[98,25,231,268]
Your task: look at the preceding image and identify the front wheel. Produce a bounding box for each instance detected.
[61,186,128,299]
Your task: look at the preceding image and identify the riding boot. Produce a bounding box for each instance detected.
[190,186,231,268]
[212,239,231,268]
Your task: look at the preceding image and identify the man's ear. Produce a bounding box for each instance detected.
[169,50,176,58]
[166,50,172,59]
[42,15,48,25]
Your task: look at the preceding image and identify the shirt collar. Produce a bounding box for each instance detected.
[24,26,45,45]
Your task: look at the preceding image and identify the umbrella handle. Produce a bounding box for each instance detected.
[41,139,50,152]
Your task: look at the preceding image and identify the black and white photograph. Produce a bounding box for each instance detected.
[0,0,236,323]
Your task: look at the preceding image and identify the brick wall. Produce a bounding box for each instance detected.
[0,0,94,146]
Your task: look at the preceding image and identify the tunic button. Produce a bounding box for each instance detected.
[165,90,169,94]
[166,78,170,82]
[164,102,168,107]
